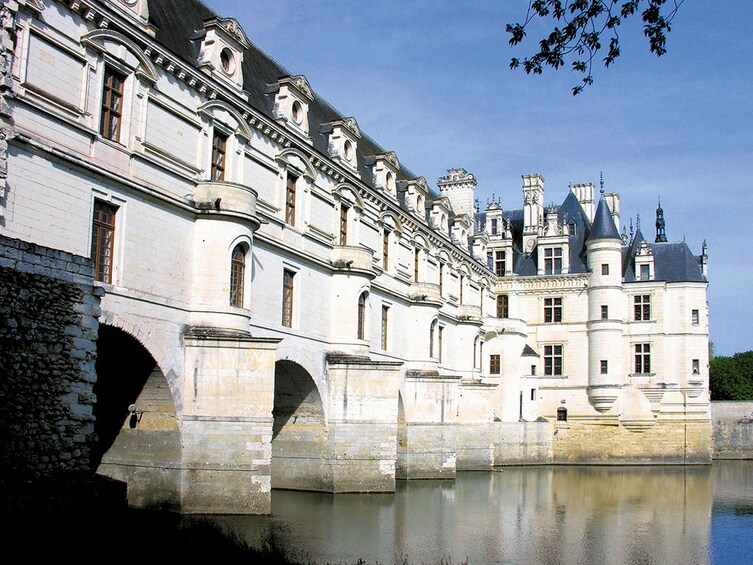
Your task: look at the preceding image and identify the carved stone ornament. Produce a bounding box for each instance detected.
[289,75,313,100]
[340,117,361,138]
[637,241,653,256]
[380,151,399,169]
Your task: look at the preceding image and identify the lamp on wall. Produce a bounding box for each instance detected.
[128,404,143,429]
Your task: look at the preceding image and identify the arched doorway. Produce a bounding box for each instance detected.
[272,360,327,491]
[93,325,180,510]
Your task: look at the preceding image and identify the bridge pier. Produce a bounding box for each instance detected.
[181,329,280,514]
[397,372,461,479]
[324,354,403,492]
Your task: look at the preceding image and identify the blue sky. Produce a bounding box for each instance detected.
[205,0,753,356]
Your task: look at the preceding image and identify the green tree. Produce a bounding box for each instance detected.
[506,0,684,95]
[710,355,753,401]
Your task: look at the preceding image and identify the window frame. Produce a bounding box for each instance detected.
[544,247,563,275]
[91,200,118,284]
[634,294,651,322]
[490,354,501,375]
[357,291,367,340]
[211,129,229,181]
[229,243,246,307]
[381,305,389,350]
[601,304,609,320]
[282,269,295,328]
[634,343,651,374]
[383,230,390,270]
[691,309,700,326]
[544,297,563,323]
[100,65,127,142]
[340,202,349,246]
[497,294,509,318]
[544,344,563,376]
[495,250,506,276]
[285,171,298,225]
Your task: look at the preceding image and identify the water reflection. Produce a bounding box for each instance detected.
[202,461,753,565]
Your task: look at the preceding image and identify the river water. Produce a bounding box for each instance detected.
[201,461,753,565]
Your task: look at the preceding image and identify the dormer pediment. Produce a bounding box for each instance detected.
[370,151,400,198]
[322,118,361,174]
[196,17,251,89]
[271,75,313,138]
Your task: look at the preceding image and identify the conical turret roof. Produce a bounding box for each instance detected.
[587,198,621,242]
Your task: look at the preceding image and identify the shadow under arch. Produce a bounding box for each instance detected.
[93,324,181,511]
[272,360,328,491]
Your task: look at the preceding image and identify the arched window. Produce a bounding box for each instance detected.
[357,292,368,340]
[230,244,246,307]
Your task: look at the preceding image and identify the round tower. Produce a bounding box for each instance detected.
[585,197,625,413]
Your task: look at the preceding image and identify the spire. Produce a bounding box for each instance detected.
[655,196,667,243]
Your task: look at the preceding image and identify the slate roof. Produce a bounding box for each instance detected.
[148,0,426,193]
[489,192,705,283]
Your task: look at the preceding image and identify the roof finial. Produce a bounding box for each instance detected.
[599,172,605,196]
[636,211,641,232]
[629,218,634,240]
[655,196,667,243]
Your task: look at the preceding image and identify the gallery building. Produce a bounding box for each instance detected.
[0,0,711,514]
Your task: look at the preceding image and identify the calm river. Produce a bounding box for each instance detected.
[199,461,753,565]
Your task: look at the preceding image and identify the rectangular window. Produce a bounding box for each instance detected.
[691,309,699,325]
[282,269,295,327]
[640,264,651,281]
[692,358,700,374]
[285,172,298,225]
[601,305,609,319]
[383,231,390,270]
[531,364,537,376]
[414,249,420,282]
[211,130,228,181]
[544,297,562,323]
[544,345,563,376]
[495,251,506,276]
[634,343,651,374]
[497,294,509,318]
[91,200,117,283]
[634,294,651,321]
[544,247,562,275]
[530,389,536,401]
[490,354,500,375]
[100,66,125,142]
[600,360,608,374]
[491,218,498,235]
[381,305,389,350]
[487,252,493,271]
[601,263,609,275]
[339,204,349,246]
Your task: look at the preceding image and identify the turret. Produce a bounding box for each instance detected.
[437,169,477,226]
[585,197,625,413]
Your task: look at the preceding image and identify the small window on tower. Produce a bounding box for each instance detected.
[601,263,609,275]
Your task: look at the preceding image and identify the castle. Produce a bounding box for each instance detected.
[0,0,711,514]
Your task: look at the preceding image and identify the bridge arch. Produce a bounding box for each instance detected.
[271,359,328,491]
[93,323,181,511]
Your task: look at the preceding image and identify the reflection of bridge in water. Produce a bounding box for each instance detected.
[205,463,753,565]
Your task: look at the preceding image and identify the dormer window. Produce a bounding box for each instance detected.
[323,118,361,174]
[272,76,313,138]
[196,17,251,89]
[370,151,400,197]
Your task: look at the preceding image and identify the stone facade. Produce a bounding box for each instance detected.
[711,402,753,460]
[0,0,715,514]
[0,234,101,478]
